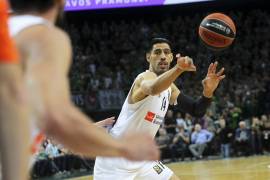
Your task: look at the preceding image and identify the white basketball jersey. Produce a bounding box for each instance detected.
[9,15,51,36]
[110,71,171,138]
[9,15,51,161]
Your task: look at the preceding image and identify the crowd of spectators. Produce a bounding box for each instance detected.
[32,8,270,178]
[157,110,270,161]
[31,139,94,179]
[65,9,270,117]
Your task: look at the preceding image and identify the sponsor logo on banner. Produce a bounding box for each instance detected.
[65,0,212,11]
[65,0,165,11]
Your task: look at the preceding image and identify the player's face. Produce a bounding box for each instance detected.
[147,43,173,75]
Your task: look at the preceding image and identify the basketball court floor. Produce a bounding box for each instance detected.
[70,155,270,180]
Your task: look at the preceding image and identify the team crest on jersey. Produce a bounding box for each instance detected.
[153,165,163,174]
[144,111,164,125]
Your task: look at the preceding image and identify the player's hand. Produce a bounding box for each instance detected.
[95,117,115,128]
[176,54,196,72]
[120,132,160,161]
[202,61,225,98]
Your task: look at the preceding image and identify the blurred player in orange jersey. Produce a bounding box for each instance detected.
[8,0,159,166]
[0,0,30,180]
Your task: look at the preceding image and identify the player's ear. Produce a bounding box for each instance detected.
[146,53,150,62]
[169,53,173,63]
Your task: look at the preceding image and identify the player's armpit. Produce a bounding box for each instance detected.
[139,71,158,94]
[129,71,157,104]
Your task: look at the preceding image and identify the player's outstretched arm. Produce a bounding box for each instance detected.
[131,54,196,103]
[142,54,196,96]
[18,26,159,161]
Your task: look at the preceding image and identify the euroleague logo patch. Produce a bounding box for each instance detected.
[144,111,164,125]
[153,165,163,174]
[153,161,165,174]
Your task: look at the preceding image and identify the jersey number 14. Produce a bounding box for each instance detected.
[161,97,167,111]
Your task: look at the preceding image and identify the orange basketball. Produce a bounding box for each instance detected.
[199,13,236,50]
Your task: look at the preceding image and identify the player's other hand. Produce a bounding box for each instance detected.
[95,117,115,128]
[202,61,225,97]
[176,54,196,72]
[120,132,160,161]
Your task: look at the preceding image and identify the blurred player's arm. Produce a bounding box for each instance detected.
[169,62,225,117]
[0,1,30,179]
[18,26,159,161]
[0,68,30,180]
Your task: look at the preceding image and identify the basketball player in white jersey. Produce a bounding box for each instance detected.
[94,38,225,180]
[8,0,159,172]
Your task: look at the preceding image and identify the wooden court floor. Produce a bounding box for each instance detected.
[70,155,270,180]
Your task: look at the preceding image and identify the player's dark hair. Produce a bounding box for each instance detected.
[147,38,172,53]
[10,0,57,13]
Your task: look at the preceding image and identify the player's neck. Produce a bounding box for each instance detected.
[39,7,58,24]
[148,67,158,76]
[148,65,153,73]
